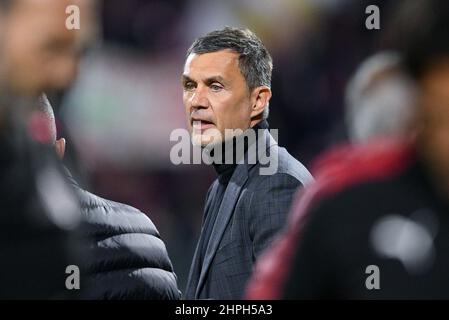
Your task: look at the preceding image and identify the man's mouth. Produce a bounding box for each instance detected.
[192,119,215,130]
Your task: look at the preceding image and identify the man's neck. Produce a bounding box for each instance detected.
[210,119,269,170]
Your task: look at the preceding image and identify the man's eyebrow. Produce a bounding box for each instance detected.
[181,75,194,83]
[182,75,227,85]
[204,75,225,84]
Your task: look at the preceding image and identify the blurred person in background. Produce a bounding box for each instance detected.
[245,50,418,299]
[248,0,449,299]
[36,93,181,300]
[182,27,312,300]
[0,0,95,298]
[345,51,417,143]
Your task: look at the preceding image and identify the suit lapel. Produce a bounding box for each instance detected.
[194,129,278,298]
[184,237,202,298]
[195,164,249,298]
[185,182,219,299]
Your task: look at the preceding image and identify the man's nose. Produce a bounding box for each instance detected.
[190,85,209,109]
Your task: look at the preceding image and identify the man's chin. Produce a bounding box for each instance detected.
[191,133,223,148]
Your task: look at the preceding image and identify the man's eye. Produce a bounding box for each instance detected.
[210,83,223,91]
[184,82,196,91]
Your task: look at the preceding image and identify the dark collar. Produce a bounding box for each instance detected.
[212,120,269,183]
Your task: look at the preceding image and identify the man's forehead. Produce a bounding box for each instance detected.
[184,50,240,77]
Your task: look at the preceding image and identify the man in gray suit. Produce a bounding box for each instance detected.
[182,27,313,299]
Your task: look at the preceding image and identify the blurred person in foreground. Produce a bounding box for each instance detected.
[0,0,94,298]
[1,0,94,97]
[36,94,180,300]
[247,0,449,299]
[182,27,312,300]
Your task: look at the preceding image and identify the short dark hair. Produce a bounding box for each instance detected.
[388,0,449,79]
[186,27,273,90]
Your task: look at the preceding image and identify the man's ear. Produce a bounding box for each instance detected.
[55,138,66,160]
[250,86,272,120]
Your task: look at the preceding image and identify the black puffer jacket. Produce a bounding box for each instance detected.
[66,171,180,300]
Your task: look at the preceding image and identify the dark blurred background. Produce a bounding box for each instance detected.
[53,0,394,289]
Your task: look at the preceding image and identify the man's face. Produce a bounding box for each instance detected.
[2,0,92,96]
[418,60,449,194]
[182,50,253,146]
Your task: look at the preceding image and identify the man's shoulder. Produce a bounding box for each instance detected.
[276,145,313,183]
[75,186,141,215]
[76,186,137,212]
[249,144,313,187]
[74,185,160,237]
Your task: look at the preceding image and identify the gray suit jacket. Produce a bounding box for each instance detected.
[185,130,313,299]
